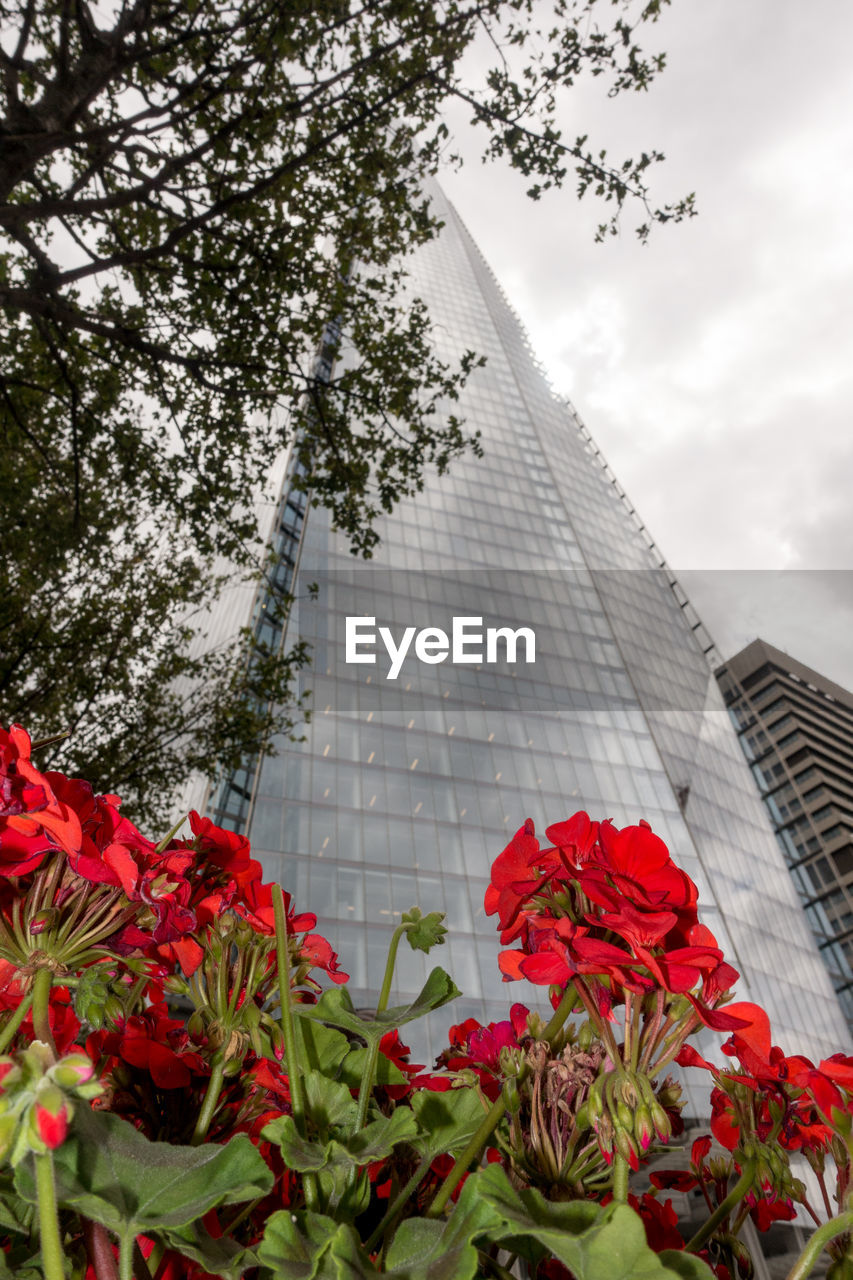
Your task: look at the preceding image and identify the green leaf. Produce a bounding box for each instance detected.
[347,1107,419,1162]
[383,1165,715,1280]
[263,1108,418,1173]
[294,970,459,1043]
[257,1209,340,1280]
[475,1164,715,1280]
[158,1220,255,1280]
[385,1216,480,1280]
[0,1172,33,1236]
[400,907,447,954]
[259,1215,379,1280]
[339,1047,408,1090]
[15,1106,272,1260]
[303,1071,360,1132]
[385,968,460,1028]
[0,1244,42,1280]
[293,987,379,1043]
[261,1116,329,1173]
[409,1088,489,1161]
[295,1018,352,1078]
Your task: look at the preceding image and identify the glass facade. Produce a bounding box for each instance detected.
[206,180,847,1078]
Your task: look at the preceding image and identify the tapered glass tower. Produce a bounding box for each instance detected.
[204,181,846,1074]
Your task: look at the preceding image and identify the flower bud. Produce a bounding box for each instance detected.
[501,1080,521,1115]
[616,1099,634,1132]
[498,1046,524,1078]
[242,1002,261,1031]
[31,1085,70,1150]
[268,1022,285,1062]
[619,1076,638,1107]
[656,1077,682,1111]
[50,1054,94,1089]
[28,909,57,936]
[728,1234,754,1279]
[222,1056,243,1078]
[649,1100,672,1143]
[103,995,126,1027]
[162,975,190,996]
[187,1011,205,1040]
[614,1124,639,1170]
[578,1020,594,1052]
[634,1103,654,1152]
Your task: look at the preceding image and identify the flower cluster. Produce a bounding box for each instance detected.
[489,813,739,1029]
[1,725,852,1280]
[0,724,349,1274]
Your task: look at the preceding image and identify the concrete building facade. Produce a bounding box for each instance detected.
[716,639,853,1029]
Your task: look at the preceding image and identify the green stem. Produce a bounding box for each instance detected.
[428,983,579,1218]
[573,978,620,1064]
[611,1153,629,1203]
[0,989,33,1053]
[364,1153,433,1253]
[355,1040,380,1135]
[785,1211,853,1280]
[354,923,408,1141]
[223,1194,264,1236]
[630,994,642,1072]
[34,1152,65,1280]
[272,883,318,1212]
[31,967,56,1055]
[650,1012,700,1076]
[191,1057,226,1145]
[119,1233,135,1280]
[377,924,406,1015]
[684,1160,756,1254]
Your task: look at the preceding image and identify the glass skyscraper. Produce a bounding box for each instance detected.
[199,180,846,1074]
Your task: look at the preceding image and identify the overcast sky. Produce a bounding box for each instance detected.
[439,0,853,692]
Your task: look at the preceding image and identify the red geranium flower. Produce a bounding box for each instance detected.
[0,725,83,868]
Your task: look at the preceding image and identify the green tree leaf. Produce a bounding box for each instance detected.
[0,0,688,817]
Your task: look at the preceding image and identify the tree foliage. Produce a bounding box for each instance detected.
[0,0,694,824]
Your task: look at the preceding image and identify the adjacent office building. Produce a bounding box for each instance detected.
[197,179,846,1075]
[716,639,853,1029]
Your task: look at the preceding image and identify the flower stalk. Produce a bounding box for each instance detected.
[31,967,56,1056]
[34,1151,65,1280]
